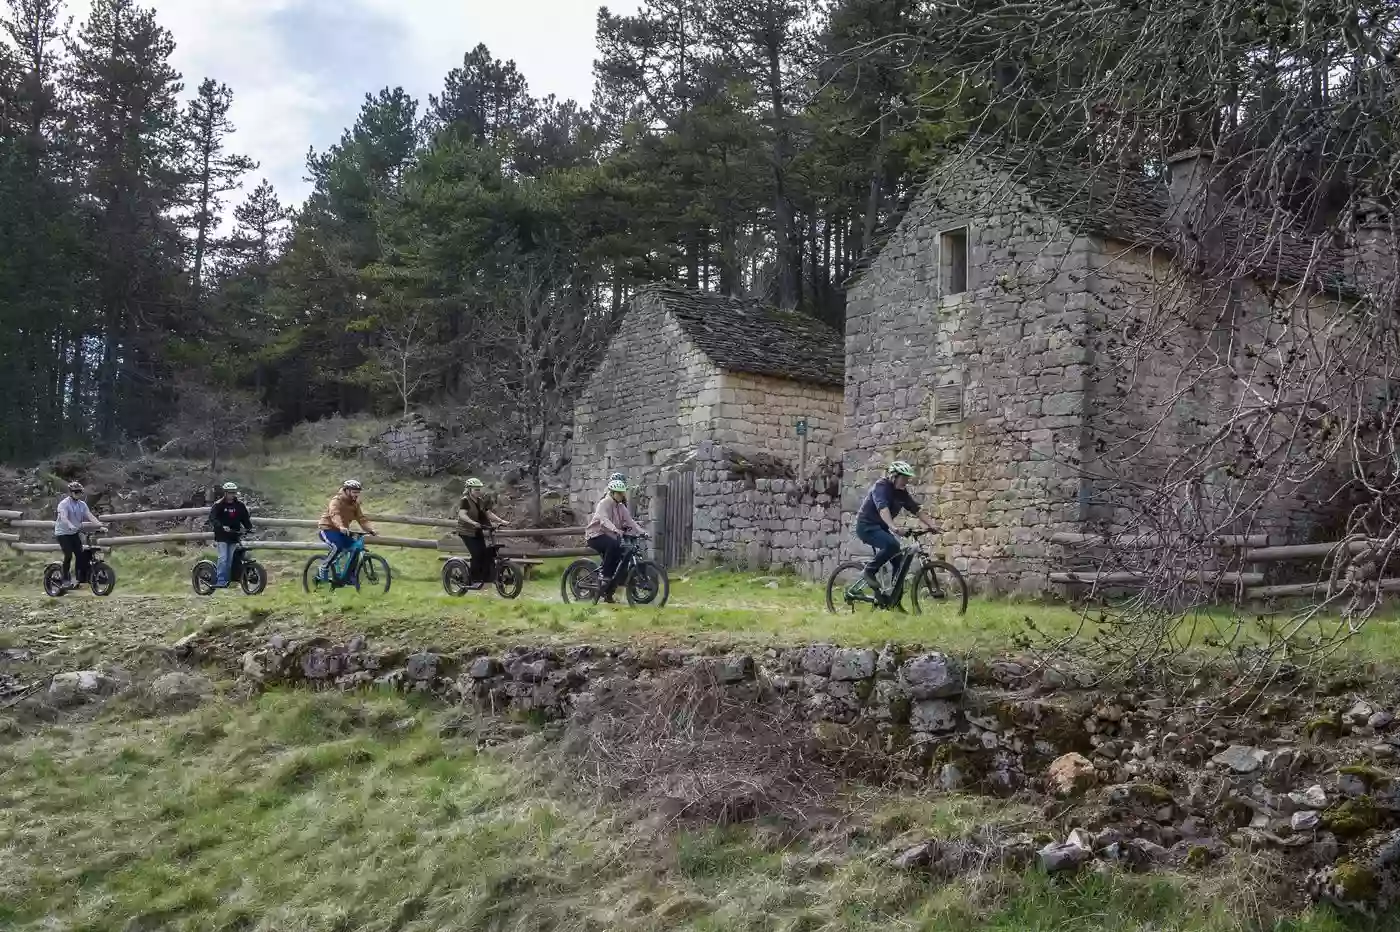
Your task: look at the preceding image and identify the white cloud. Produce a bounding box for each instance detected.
[62,0,639,210]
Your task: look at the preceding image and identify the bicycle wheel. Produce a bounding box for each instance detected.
[302,555,331,593]
[626,561,669,607]
[560,559,600,604]
[912,561,970,616]
[42,563,66,598]
[241,562,267,596]
[357,554,392,594]
[826,561,880,614]
[442,557,471,596]
[191,560,216,596]
[495,561,524,600]
[89,562,116,597]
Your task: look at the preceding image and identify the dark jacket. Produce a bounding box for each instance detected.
[210,499,253,543]
[856,478,921,531]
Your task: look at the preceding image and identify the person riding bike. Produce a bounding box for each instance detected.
[457,478,509,586]
[53,481,107,590]
[316,480,378,581]
[585,478,644,603]
[855,461,941,592]
[209,482,254,588]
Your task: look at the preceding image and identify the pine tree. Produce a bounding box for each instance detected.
[182,77,255,314]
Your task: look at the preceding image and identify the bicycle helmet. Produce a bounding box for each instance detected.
[607,479,628,494]
[609,472,627,483]
[221,482,239,492]
[342,479,363,491]
[464,477,484,489]
[888,460,915,478]
[66,481,84,493]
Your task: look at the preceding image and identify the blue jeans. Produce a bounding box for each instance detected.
[319,530,352,579]
[215,542,238,586]
[857,523,900,576]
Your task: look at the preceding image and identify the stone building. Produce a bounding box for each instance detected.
[844,144,1387,593]
[572,284,846,575]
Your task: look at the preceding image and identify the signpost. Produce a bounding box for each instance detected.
[796,419,808,478]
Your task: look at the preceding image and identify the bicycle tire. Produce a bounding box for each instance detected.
[241,562,267,596]
[357,554,391,594]
[495,561,524,600]
[560,558,599,604]
[442,557,471,596]
[302,555,331,593]
[826,561,879,614]
[626,561,669,607]
[192,560,216,596]
[912,561,969,616]
[42,563,65,598]
[89,562,116,597]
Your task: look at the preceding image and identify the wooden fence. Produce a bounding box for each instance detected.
[1051,531,1400,602]
[0,506,590,561]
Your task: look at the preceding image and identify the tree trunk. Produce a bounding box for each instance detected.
[765,40,799,310]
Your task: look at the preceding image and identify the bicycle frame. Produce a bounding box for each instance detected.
[329,536,366,584]
[849,536,928,607]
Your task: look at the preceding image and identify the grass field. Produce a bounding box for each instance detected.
[2,451,1399,929]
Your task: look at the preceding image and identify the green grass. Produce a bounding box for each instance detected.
[0,689,1385,931]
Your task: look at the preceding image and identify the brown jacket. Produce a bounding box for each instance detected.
[318,492,376,534]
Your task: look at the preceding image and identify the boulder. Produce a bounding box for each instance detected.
[1039,835,1093,874]
[48,671,120,706]
[1211,745,1268,774]
[899,653,965,699]
[800,644,837,677]
[829,649,876,682]
[1047,752,1098,797]
[910,699,958,733]
[1293,811,1322,832]
[149,671,213,704]
[406,653,439,682]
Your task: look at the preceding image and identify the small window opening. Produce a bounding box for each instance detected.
[932,385,965,426]
[940,228,969,296]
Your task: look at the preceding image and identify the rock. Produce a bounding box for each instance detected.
[47,670,118,706]
[468,657,501,679]
[800,644,837,676]
[910,699,958,733]
[1347,701,1378,728]
[1212,745,1269,774]
[1039,837,1093,874]
[1047,752,1098,797]
[1307,830,1400,911]
[875,643,900,675]
[1339,773,1370,798]
[1125,838,1168,870]
[346,635,367,653]
[829,649,876,682]
[1371,711,1396,731]
[891,842,935,870]
[406,653,438,682]
[149,671,212,704]
[1294,811,1322,831]
[899,653,965,699]
[938,763,967,792]
[1291,785,1329,810]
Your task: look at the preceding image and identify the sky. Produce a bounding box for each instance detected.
[65,0,639,209]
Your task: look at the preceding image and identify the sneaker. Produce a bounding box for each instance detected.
[861,570,881,591]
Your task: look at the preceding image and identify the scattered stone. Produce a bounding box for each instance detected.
[718,654,755,684]
[47,671,119,706]
[468,657,501,679]
[1047,752,1098,797]
[1347,701,1378,729]
[1293,811,1322,832]
[149,671,212,705]
[910,699,958,733]
[891,842,935,870]
[406,653,439,681]
[939,763,967,792]
[1212,745,1268,774]
[1291,785,1329,810]
[800,644,837,677]
[1371,711,1396,731]
[899,653,965,699]
[829,649,876,682]
[1039,835,1093,874]
[1308,829,1400,912]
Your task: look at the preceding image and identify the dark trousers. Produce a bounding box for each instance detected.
[857,523,901,576]
[588,536,624,591]
[57,534,88,581]
[459,534,491,583]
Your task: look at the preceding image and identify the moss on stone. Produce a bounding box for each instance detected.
[1321,796,1381,838]
[1129,784,1175,805]
[854,679,876,703]
[1185,845,1213,869]
[1304,714,1341,741]
[1339,764,1392,786]
[1331,860,1379,901]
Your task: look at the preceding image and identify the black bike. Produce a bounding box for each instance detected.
[192,543,267,596]
[43,532,117,598]
[301,533,392,594]
[442,528,524,599]
[826,528,968,615]
[560,534,669,607]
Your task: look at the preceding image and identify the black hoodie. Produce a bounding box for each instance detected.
[209,498,253,543]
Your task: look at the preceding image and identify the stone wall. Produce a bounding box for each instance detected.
[717,371,842,465]
[844,161,1093,594]
[571,294,723,519]
[691,441,843,578]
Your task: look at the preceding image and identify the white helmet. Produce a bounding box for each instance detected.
[342,479,363,491]
[221,482,239,492]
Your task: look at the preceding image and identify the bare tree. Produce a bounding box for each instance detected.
[366,311,440,418]
[163,376,269,479]
[471,260,616,520]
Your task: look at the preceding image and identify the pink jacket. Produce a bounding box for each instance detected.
[585,495,643,541]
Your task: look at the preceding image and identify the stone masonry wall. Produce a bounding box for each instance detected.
[717,371,843,465]
[571,294,723,520]
[691,441,843,578]
[844,161,1093,594]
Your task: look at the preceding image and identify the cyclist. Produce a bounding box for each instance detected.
[53,481,107,590]
[855,461,941,591]
[585,478,644,603]
[457,478,509,586]
[209,482,254,588]
[316,479,378,580]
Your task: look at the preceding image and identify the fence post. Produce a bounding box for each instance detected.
[650,482,668,565]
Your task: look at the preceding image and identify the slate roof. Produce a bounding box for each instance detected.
[847,143,1354,299]
[642,284,845,388]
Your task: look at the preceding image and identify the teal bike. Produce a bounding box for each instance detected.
[301,533,391,594]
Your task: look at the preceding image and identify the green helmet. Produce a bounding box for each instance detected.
[888,460,915,478]
[607,479,628,494]
[464,478,484,489]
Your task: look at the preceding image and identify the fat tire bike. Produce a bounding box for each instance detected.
[560,535,669,607]
[826,527,968,616]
